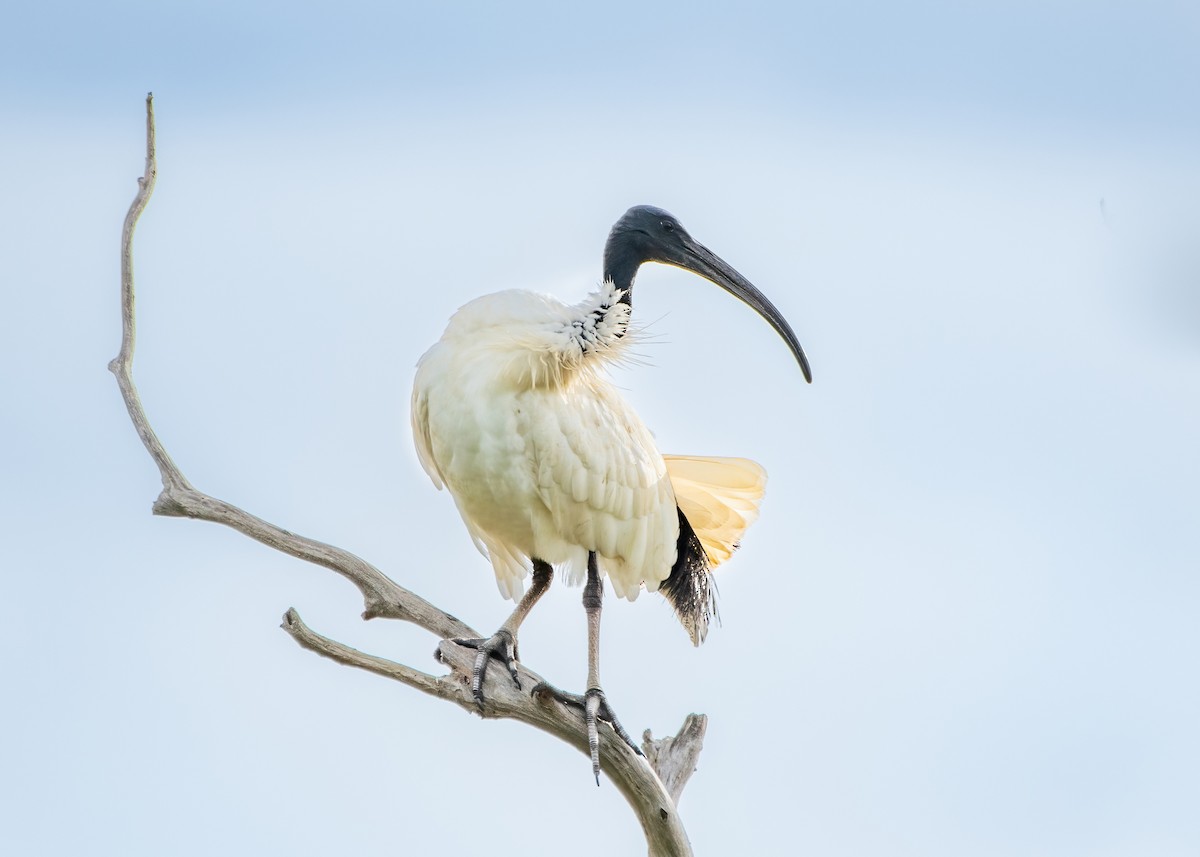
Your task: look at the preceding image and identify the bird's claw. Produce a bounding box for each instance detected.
[531,682,643,784]
[453,630,521,707]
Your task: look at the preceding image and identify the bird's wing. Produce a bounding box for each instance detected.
[662,455,766,567]
[410,383,444,490]
[527,383,679,600]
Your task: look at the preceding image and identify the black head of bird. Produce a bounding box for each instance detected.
[602,204,812,383]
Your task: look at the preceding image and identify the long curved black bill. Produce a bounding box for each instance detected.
[667,238,812,383]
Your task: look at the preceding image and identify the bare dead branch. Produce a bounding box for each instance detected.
[109,93,191,496]
[152,485,475,640]
[105,98,473,643]
[643,715,708,805]
[282,608,449,699]
[111,94,705,857]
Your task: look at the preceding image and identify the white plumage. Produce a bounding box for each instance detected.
[411,282,765,608]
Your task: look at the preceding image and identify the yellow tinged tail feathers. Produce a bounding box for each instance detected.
[662,455,767,567]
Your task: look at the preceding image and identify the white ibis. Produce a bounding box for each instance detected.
[411,205,810,781]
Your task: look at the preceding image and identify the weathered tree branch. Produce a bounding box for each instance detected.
[643,715,708,805]
[111,94,706,857]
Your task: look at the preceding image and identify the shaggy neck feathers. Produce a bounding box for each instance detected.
[439,283,633,391]
[565,280,629,358]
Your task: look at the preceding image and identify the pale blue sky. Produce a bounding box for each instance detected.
[3,2,1198,855]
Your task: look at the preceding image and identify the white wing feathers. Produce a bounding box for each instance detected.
[529,384,679,600]
[411,286,767,606]
[410,384,443,490]
[663,455,767,567]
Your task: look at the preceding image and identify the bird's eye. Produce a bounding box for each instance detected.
[661,220,675,232]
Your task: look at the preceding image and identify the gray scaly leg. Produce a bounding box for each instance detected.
[455,559,552,707]
[534,552,643,784]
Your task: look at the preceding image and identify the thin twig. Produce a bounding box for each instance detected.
[282,609,448,699]
[109,92,191,495]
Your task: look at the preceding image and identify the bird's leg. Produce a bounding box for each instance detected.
[454,559,552,708]
[579,553,642,782]
[533,552,643,784]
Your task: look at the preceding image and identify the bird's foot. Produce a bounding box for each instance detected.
[531,682,643,784]
[453,629,520,707]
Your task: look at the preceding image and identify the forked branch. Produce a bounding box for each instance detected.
[110,94,706,857]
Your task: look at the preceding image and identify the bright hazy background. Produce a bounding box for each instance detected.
[4,2,1198,855]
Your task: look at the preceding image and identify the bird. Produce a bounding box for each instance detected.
[410,204,810,782]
